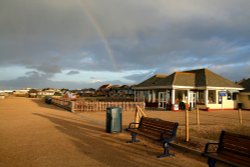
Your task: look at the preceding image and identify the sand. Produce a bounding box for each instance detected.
[1,96,237,167]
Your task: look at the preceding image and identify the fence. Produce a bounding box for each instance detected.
[51,98,73,111]
[73,101,144,112]
[51,97,144,112]
[184,107,245,142]
[81,97,135,102]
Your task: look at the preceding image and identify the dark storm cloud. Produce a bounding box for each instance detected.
[0,0,250,89]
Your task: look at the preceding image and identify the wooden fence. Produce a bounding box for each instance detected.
[51,97,144,112]
[72,101,144,112]
[51,98,73,111]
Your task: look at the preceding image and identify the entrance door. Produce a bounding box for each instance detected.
[189,91,197,108]
[158,92,166,108]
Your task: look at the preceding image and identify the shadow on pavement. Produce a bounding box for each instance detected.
[33,113,177,167]
[31,98,69,112]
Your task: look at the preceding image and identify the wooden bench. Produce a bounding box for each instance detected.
[126,116,179,158]
[202,130,250,167]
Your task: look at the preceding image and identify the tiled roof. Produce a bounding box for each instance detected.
[134,68,242,89]
[134,74,168,87]
[184,69,242,88]
[239,78,250,92]
[99,84,112,89]
[173,72,196,86]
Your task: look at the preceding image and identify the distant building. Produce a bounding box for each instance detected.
[133,68,243,111]
[239,78,250,110]
[28,89,38,98]
[108,85,122,97]
[0,90,14,94]
[38,88,56,96]
[96,84,112,96]
[96,84,134,98]
[80,88,96,96]
[108,85,134,97]
[13,88,30,97]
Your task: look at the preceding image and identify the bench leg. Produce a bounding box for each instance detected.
[208,158,216,167]
[157,142,175,158]
[127,132,140,143]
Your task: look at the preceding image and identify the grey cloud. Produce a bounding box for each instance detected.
[210,64,250,82]
[0,0,250,89]
[124,72,155,83]
[67,71,80,75]
[0,70,79,90]
[29,63,62,74]
[0,72,128,90]
[0,71,51,89]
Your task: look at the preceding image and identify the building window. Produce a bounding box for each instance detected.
[146,91,152,102]
[227,91,232,100]
[208,90,216,103]
[232,93,237,100]
[218,93,222,104]
[197,91,205,104]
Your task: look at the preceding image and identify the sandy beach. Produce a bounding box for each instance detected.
[0,96,211,167]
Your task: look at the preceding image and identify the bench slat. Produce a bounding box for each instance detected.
[141,124,176,132]
[204,152,250,167]
[141,120,177,128]
[220,134,250,156]
[140,124,175,134]
[203,131,250,167]
[127,117,179,157]
[221,151,250,162]
[127,117,178,136]
[222,143,250,156]
[222,136,250,150]
[128,129,161,140]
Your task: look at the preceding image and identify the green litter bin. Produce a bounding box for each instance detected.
[106,107,122,133]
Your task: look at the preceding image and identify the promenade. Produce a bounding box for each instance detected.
[0,97,207,167]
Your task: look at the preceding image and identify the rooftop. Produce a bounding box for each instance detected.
[134,68,242,89]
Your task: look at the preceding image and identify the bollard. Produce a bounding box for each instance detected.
[134,106,140,128]
[71,101,75,112]
[196,107,200,126]
[185,109,189,142]
[238,109,243,125]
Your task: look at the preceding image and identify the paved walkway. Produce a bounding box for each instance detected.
[0,97,207,167]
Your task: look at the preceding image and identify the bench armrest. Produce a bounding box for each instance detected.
[204,142,219,154]
[127,122,140,129]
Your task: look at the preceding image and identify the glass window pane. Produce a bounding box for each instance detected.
[208,90,216,103]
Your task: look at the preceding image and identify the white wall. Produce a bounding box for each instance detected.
[207,90,238,109]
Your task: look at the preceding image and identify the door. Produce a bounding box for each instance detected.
[158,92,166,108]
[189,91,197,108]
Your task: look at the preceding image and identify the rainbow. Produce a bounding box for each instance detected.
[80,0,118,71]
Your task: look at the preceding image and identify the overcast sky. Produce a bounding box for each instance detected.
[0,0,250,90]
